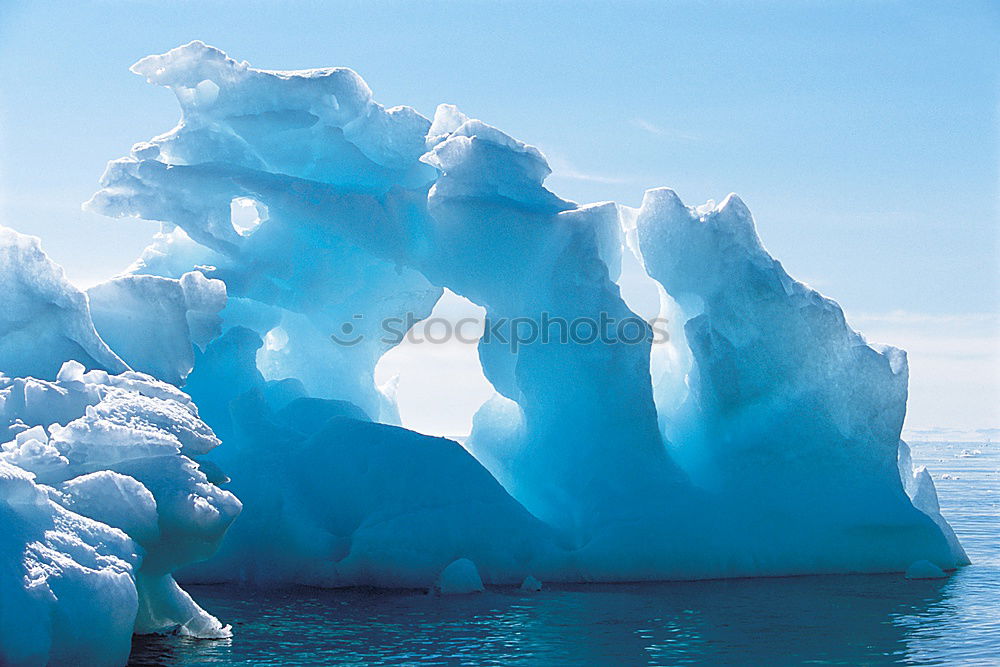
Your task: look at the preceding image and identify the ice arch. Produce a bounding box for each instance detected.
[374,289,494,437]
[83,41,965,584]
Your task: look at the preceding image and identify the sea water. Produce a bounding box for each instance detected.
[128,441,999,666]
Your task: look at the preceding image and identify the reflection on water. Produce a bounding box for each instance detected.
[129,442,999,666]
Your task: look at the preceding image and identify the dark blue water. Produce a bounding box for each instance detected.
[129,442,999,666]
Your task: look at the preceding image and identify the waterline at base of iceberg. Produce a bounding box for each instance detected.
[128,441,1000,666]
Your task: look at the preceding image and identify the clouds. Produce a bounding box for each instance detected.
[545,155,629,185]
[543,116,703,188]
[848,310,1000,437]
[630,117,700,142]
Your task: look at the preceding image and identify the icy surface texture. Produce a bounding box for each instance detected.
[50,40,968,597]
[0,350,240,662]
[422,120,680,538]
[631,190,968,568]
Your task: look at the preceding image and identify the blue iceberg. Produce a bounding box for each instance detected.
[0,42,966,666]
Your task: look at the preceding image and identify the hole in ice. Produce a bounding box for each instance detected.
[617,245,662,322]
[230,197,268,236]
[264,326,288,352]
[375,289,494,440]
[616,244,693,425]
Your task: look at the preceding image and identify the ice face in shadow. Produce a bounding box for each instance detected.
[0,44,967,661]
[176,325,560,587]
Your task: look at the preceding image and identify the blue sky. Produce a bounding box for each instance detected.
[0,0,996,435]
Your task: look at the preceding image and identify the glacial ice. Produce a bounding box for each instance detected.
[0,41,969,665]
[87,271,226,386]
[177,348,557,587]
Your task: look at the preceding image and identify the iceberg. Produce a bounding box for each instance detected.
[85,40,967,576]
[0,41,969,665]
